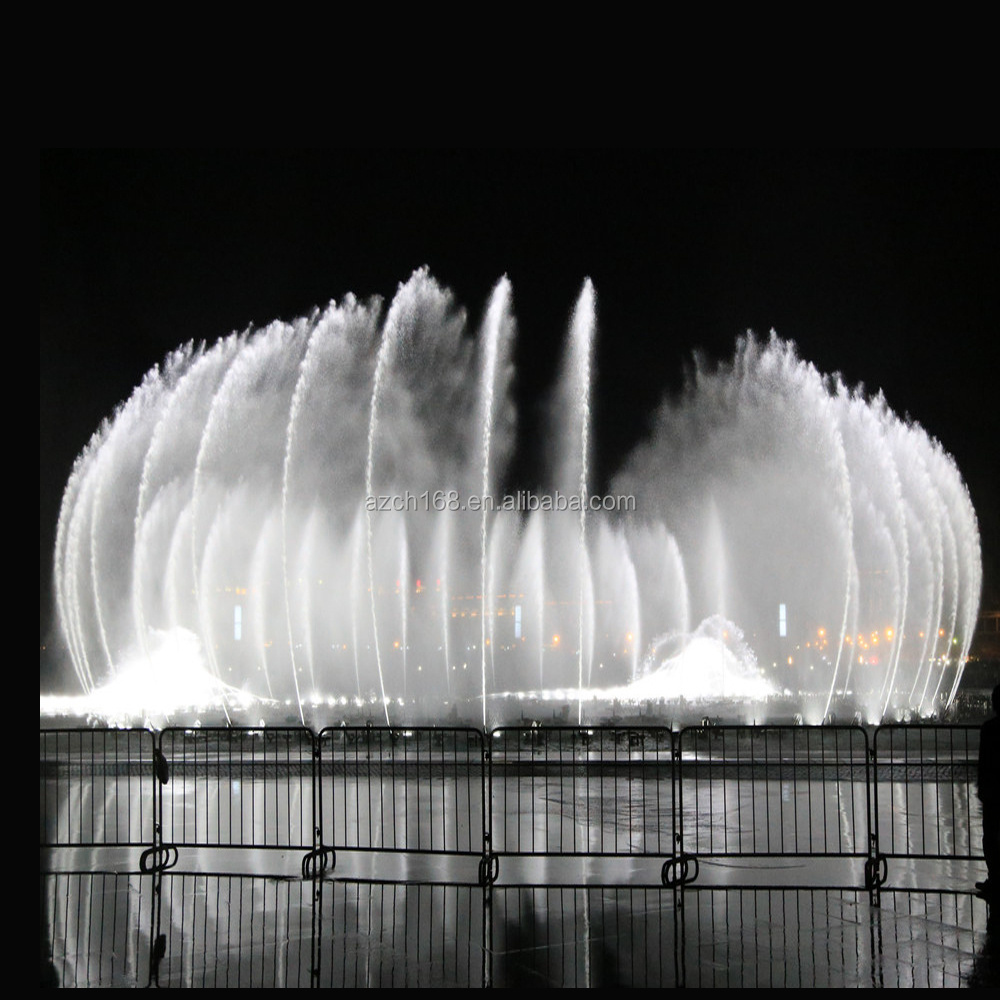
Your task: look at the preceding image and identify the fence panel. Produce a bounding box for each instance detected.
[317,880,483,987]
[41,722,995,988]
[872,725,982,861]
[489,727,676,856]
[676,726,870,859]
[317,727,485,854]
[491,885,679,987]
[869,889,990,987]
[41,872,154,987]
[40,729,156,847]
[155,874,314,987]
[158,728,315,849]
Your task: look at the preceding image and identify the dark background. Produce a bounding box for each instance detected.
[40,150,999,689]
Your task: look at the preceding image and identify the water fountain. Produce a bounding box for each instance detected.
[50,270,981,726]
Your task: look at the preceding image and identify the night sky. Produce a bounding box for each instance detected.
[40,150,999,686]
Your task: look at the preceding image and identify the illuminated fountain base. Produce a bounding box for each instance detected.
[40,619,915,730]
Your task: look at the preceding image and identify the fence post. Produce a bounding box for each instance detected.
[480,729,499,887]
[865,736,885,907]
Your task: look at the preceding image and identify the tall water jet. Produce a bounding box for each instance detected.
[398,518,409,699]
[434,507,453,695]
[477,277,514,728]
[815,381,856,725]
[190,321,310,725]
[248,512,276,696]
[337,507,362,699]
[365,283,410,727]
[57,425,101,693]
[282,313,328,722]
[559,280,596,724]
[512,510,546,690]
[89,361,173,680]
[132,345,195,665]
[486,511,516,689]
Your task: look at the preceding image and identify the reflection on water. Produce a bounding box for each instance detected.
[493,886,678,987]
[158,875,313,987]
[41,872,152,987]
[319,881,481,988]
[40,872,997,987]
[40,727,994,986]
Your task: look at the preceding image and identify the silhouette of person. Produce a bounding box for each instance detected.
[978,684,1000,899]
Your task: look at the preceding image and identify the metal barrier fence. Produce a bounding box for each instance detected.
[40,723,985,870]
[155,874,314,987]
[158,728,316,851]
[41,875,991,988]
[675,726,871,861]
[40,872,154,987]
[872,725,981,862]
[40,729,157,847]
[39,723,992,987]
[676,887,990,988]
[490,885,680,987]
[316,727,486,855]
[678,887,873,988]
[489,727,676,857]
[317,880,484,988]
